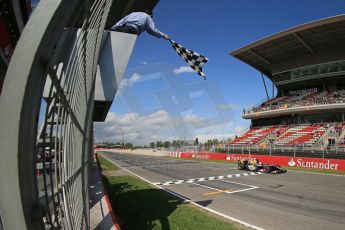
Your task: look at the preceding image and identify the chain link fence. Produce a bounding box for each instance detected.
[0,0,113,229]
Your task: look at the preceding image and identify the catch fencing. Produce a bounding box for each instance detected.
[0,0,113,229]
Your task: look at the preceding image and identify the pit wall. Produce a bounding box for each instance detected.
[169,152,345,171]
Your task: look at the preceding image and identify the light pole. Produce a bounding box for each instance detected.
[119,127,125,148]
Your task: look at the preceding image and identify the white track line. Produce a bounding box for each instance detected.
[190,182,226,193]
[219,180,259,194]
[191,180,259,195]
[154,172,262,186]
[226,187,258,194]
[101,154,265,230]
[219,179,259,188]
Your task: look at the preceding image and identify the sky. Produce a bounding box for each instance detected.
[94,0,345,145]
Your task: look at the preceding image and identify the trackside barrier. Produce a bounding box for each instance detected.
[174,152,345,171]
[168,152,182,158]
[94,153,121,230]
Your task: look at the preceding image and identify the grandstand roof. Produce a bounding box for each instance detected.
[230,14,345,78]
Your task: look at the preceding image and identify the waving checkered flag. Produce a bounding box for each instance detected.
[169,40,208,80]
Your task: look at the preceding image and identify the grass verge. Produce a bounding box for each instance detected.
[97,155,119,171]
[98,156,248,230]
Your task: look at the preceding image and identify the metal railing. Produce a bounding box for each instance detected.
[0,0,113,229]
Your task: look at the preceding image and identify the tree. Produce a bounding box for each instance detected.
[164,141,170,148]
[124,143,133,149]
[156,141,164,148]
[150,142,155,148]
[194,137,199,146]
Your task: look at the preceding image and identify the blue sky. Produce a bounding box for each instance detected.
[95,0,345,145]
[31,0,40,7]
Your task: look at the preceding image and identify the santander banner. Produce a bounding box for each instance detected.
[169,152,345,171]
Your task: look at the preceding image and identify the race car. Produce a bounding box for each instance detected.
[238,158,287,174]
[237,158,260,171]
[258,165,287,174]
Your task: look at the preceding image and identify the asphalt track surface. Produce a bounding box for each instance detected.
[101,151,345,230]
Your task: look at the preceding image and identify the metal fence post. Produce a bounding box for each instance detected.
[293,146,296,158]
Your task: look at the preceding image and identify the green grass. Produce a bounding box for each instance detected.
[97,155,119,171]
[102,175,246,230]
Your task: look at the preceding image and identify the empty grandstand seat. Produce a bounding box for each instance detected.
[275,124,326,146]
[229,126,281,145]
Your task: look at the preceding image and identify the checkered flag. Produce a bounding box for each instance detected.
[169,40,208,80]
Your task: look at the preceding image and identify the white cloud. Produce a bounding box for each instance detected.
[94,110,175,145]
[130,72,141,82]
[217,103,239,111]
[95,109,249,146]
[179,111,249,143]
[173,66,194,75]
[140,61,148,65]
[195,123,248,143]
[182,113,207,127]
[120,72,141,88]
[234,126,247,133]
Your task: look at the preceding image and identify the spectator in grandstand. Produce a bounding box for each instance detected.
[37,148,44,163]
[248,89,345,114]
[111,10,169,40]
[341,138,345,145]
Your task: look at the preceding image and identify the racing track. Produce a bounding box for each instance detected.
[100,151,345,230]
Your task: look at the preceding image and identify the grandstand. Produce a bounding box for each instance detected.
[229,15,345,157]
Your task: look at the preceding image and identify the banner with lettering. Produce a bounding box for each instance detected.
[169,152,345,171]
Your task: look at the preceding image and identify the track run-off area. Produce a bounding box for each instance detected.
[99,151,345,230]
